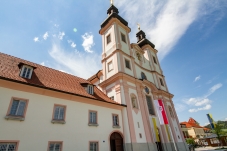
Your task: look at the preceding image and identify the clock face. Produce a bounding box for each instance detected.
[145,87,149,94]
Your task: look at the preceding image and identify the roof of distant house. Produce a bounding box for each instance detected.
[0,52,124,106]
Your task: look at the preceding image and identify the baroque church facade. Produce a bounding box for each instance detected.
[0,4,189,151]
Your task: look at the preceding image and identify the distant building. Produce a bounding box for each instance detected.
[180,118,212,140]
[0,3,189,151]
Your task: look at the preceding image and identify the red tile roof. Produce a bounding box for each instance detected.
[0,52,123,106]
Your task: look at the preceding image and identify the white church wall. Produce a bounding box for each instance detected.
[118,26,130,55]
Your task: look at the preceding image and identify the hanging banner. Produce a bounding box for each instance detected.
[206,113,215,129]
[154,100,169,125]
[152,118,160,142]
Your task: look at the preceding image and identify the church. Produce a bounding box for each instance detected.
[0,3,189,151]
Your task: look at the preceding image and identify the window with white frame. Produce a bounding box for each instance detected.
[108,61,113,72]
[0,142,17,151]
[9,99,26,116]
[89,142,98,151]
[87,85,94,95]
[20,65,33,79]
[48,142,62,151]
[89,111,97,124]
[125,59,131,69]
[112,114,119,126]
[53,105,65,120]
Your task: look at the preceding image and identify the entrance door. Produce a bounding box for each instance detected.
[110,132,124,151]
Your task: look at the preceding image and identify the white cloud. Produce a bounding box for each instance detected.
[40,62,45,66]
[115,0,227,60]
[58,32,65,40]
[33,37,39,42]
[43,32,49,40]
[189,104,211,112]
[82,33,95,53]
[194,75,201,82]
[67,40,76,48]
[225,118,227,121]
[185,83,222,113]
[48,43,101,79]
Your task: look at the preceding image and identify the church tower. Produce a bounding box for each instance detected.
[90,3,189,151]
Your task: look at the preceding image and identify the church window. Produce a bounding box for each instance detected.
[160,78,164,86]
[146,96,155,115]
[131,96,138,108]
[112,114,119,126]
[89,111,97,124]
[145,87,149,94]
[0,142,18,151]
[108,61,113,72]
[48,142,62,151]
[89,142,98,151]
[106,34,111,44]
[121,33,126,43]
[125,59,131,69]
[153,56,157,64]
[20,65,33,79]
[141,72,147,80]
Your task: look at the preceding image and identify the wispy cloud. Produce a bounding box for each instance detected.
[40,62,45,66]
[82,33,94,53]
[43,32,49,40]
[115,0,227,60]
[48,43,101,78]
[33,37,39,42]
[68,40,76,48]
[194,75,201,82]
[58,32,65,40]
[185,83,222,112]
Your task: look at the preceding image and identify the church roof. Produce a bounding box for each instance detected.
[0,52,123,106]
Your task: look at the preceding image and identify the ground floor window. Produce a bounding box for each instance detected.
[0,142,17,151]
[48,142,62,151]
[89,142,98,151]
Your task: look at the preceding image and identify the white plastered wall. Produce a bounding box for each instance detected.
[118,26,130,55]
[0,87,124,151]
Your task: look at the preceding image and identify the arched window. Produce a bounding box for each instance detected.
[141,72,147,80]
[168,106,174,118]
[131,95,138,109]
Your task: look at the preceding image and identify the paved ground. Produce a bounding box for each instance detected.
[195,146,227,151]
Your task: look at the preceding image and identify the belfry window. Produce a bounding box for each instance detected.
[107,34,111,44]
[121,33,126,43]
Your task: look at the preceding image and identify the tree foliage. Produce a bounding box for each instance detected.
[212,121,227,142]
[186,138,195,145]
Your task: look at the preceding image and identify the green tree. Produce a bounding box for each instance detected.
[186,138,195,145]
[212,121,227,146]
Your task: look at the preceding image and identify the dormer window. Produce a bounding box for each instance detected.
[87,85,94,95]
[19,64,34,79]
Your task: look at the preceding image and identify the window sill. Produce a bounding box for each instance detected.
[113,125,121,128]
[88,123,99,127]
[5,116,25,121]
[51,120,66,124]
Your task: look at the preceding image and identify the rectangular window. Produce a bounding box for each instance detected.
[106,34,111,44]
[87,85,94,95]
[89,142,98,151]
[153,56,157,64]
[108,61,113,72]
[121,33,126,43]
[6,97,29,121]
[112,114,119,126]
[0,142,18,151]
[160,78,164,86]
[125,59,131,69]
[146,96,155,115]
[52,104,66,124]
[48,142,62,151]
[89,111,97,124]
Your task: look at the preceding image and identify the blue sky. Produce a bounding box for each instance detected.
[0,0,227,126]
